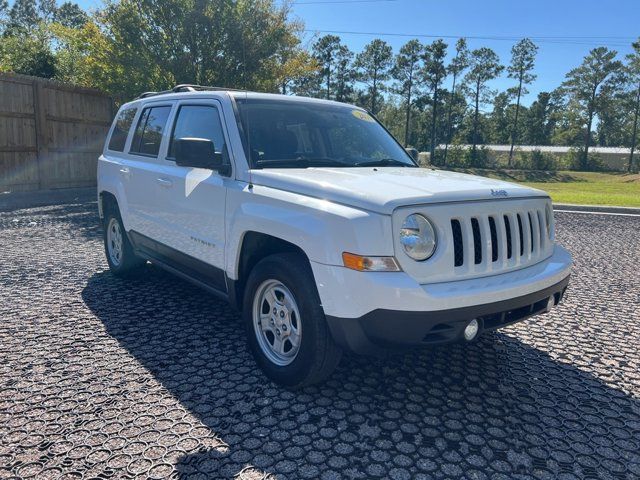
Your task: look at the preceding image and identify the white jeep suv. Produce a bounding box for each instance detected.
[97,85,572,388]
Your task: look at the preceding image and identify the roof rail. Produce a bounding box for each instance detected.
[137,91,160,99]
[172,84,198,92]
[135,84,246,100]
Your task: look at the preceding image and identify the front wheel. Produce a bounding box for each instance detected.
[243,253,342,388]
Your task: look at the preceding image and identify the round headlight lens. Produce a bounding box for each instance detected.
[400,214,437,261]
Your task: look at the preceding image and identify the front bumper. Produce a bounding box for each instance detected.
[326,276,569,353]
[311,245,572,354]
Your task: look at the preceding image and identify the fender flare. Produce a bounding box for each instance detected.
[97,181,131,230]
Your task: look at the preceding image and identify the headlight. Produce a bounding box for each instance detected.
[545,204,553,239]
[400,214,437,261]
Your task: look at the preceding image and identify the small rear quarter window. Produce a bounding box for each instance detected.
[108,107,137,152]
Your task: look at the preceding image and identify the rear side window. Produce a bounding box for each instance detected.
[130,105,172,156]
[168,105,226,158]
[107,107,137,152]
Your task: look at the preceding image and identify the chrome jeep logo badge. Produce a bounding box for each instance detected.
[491,189,508,197]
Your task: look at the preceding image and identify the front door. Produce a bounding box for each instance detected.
[154,100,230,292]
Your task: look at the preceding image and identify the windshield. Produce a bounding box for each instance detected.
[235,98,417,169]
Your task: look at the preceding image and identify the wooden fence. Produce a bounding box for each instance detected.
[0,73,115,192]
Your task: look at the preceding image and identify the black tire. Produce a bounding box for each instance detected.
[242,252,342,388]
[102,202,145,277]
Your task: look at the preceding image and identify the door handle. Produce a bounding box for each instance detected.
[156,177,173,188]
[119,167,131,179]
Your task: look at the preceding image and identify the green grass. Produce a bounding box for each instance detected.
[454,169,640,207]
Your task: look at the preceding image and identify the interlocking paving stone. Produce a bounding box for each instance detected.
[0,202,639,479]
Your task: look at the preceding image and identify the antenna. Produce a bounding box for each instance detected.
[241,25,253,190]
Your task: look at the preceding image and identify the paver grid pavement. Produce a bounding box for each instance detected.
[0,202,639,480]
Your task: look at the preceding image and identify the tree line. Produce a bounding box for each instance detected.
[1,0,639,171]
[299,35,640,171]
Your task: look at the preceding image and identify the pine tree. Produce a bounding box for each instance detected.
[464,47,503,164]
[523,92,556,145]
[334,45,355,102]
[625,40,640,172]
[422,39,448,160]
[54,2,89,29]
[0,0,9,32]
[354,39,392,114]
[561,47,622,169]
[443,38,469,165]
[392,39,423,146]
[37,0,56,22]
[507,38,538,165]
[312,35,343,100]
[6,0,39,34]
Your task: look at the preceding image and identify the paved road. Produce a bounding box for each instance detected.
[0,202,639,480]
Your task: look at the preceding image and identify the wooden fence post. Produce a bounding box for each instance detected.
[32,79,50,189]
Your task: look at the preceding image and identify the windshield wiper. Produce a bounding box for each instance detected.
[354,158,413,167]
[254,157,351,169]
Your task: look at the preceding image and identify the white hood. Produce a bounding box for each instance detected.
[249,167,547,214]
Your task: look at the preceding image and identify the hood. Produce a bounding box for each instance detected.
[249,167,547,214]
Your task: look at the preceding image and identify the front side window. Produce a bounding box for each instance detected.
[168,105,226,158]
[130,105,172,156]
[108,106,137,152]
[235,98,416,169]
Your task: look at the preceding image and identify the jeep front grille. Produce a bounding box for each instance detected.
[393,197,554,284]
[450,208,549,270]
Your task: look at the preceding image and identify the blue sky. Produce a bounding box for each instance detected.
[74,0,639,106]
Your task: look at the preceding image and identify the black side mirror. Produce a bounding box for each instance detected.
[405,147,419,162]
[174,138,230,175]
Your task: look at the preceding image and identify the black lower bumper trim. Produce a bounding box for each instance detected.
[326,275,570,354]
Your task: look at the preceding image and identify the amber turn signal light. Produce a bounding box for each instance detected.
[342,252,401,272]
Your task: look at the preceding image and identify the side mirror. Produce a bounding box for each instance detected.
[405,147,419,162]
[174,138,230,175]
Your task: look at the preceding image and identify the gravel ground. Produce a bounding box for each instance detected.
[0,202,639,480]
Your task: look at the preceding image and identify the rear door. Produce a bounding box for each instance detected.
[101,105,138,228]
[154,99,230,291]
[125,102,174,239]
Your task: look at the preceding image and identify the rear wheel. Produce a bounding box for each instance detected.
[243,253,342,388]
[103,204,145,276]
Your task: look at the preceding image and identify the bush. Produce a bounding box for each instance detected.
[440,145,470,168]
[584,152,605,172]
[556,149,606,172]
[429,149,442,166]
[473,146,497,169]
[556,149,580,171]
[512,149,556,171]
[436,145,612,172]
[531,150,556,170]
[438,145,496,169]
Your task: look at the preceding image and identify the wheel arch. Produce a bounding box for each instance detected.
[230,231,312,311]
[98,190,119,219]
